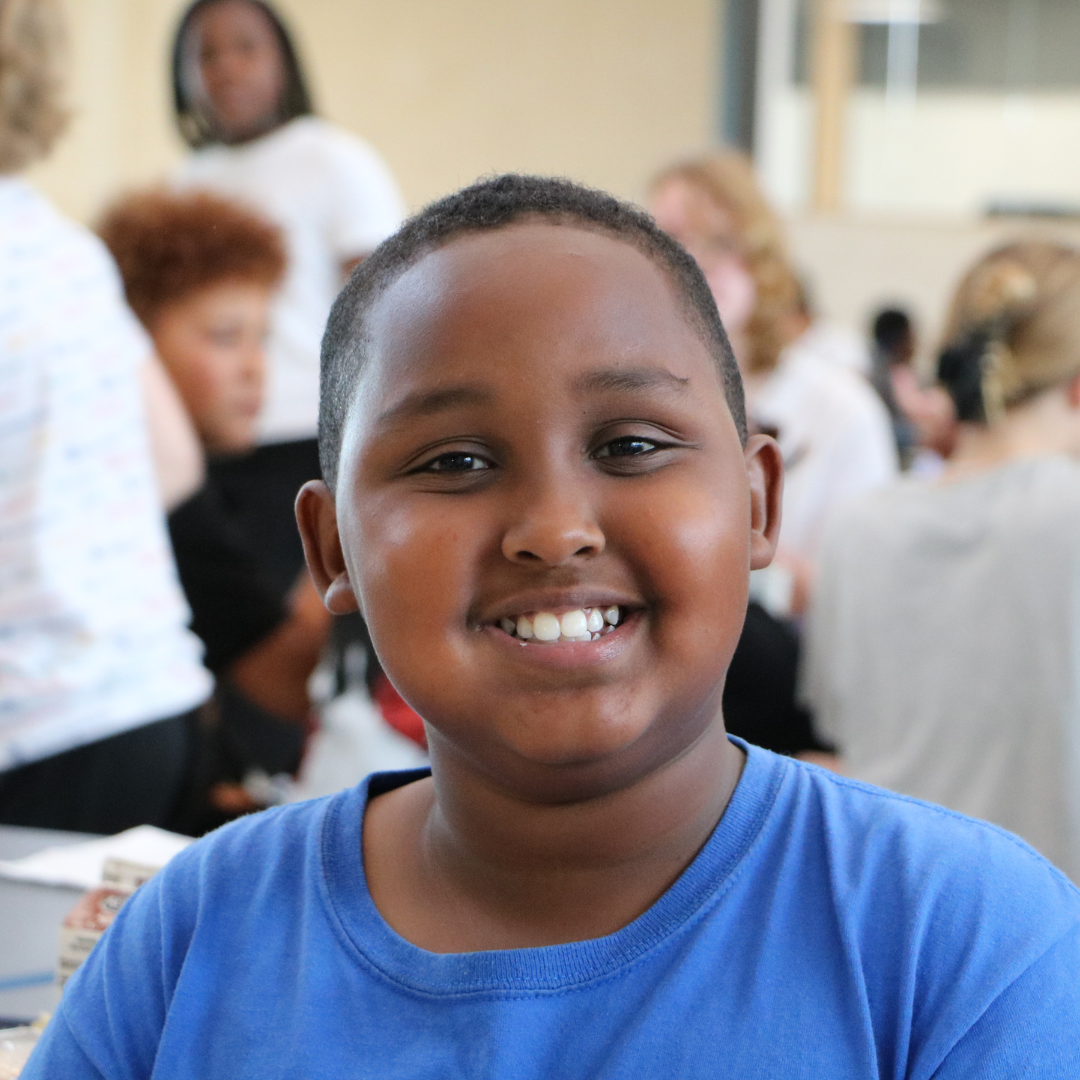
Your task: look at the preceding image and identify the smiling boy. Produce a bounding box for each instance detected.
[25,176,1080,1078]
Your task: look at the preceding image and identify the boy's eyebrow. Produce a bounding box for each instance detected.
[573,367,691,395]
[376,384,493,425]
[375,368,689,427]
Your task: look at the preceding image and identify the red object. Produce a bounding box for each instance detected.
[372,674,427,749]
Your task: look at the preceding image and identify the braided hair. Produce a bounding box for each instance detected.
[937,241,1080,424]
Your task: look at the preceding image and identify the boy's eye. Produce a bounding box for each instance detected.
[593,436,660,459]
[419,452,492,473]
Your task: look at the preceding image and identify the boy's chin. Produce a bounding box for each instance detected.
[429,699,717,803]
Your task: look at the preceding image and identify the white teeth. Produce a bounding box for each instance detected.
[500,606,624,643]
[532,612,562,641]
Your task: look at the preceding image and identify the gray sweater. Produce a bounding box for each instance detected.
[804,454,1080,881]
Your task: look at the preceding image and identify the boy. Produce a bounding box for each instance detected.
[27,176,1080,1077]
[98,190,330,820]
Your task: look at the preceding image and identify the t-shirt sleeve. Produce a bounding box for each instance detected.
[21,872,175,1080]
[321,130,406,258]
[20,1011,109,1079]
[930,924,1080,1078]
[167,484,288,674]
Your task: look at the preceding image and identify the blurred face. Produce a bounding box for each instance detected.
[150,280,270,454]
[302,224,781,802]
[190,0,286,144]
[650,178,757,344]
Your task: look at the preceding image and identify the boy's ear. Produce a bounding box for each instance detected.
[295,480,360,615]
[744,434,783,571]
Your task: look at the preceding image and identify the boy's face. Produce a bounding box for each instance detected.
[150,279,269,455]
[300,224,781,801]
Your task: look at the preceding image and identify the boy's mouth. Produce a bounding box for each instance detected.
[496,606,624,644]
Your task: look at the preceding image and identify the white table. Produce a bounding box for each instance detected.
[0,826,92,1024]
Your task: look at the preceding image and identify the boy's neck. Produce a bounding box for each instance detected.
[361,721,744,954]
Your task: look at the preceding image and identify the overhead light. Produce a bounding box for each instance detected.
[847,0,945,24]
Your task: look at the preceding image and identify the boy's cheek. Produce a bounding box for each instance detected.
[350,501,481,638]
[614,480,751,597]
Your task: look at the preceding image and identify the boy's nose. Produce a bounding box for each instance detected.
[501,485,606,567]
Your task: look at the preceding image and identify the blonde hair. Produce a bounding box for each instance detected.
[650,152,802,375]
[0,0,67,174]
[940,241,1080,423]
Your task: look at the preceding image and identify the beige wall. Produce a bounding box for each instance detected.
[759,86,1080,218]
[27,0,721,223]
[788,215,1080,369]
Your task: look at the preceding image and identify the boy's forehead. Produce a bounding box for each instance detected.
[361,223,716,391]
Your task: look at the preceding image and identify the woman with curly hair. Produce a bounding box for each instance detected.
[0,0,212,833]
[804,240,1080,881]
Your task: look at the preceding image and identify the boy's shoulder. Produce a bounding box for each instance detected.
[749,753,1080,1066]
[767,752,1080,948]
[781,750,1077,886]
[156,770,424,910]
[166,780,367,881]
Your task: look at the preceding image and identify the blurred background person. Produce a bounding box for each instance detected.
[869,306,957,476]
[794,275,872,377]
[171,0,405,593]
[99,189,334,826]
[804,240,1080,881]
[649,152,897,615]
[869,307,919,468]
[0,0,212,834]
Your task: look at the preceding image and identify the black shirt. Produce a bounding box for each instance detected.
[167,482,287,675]
[722,602,830,756]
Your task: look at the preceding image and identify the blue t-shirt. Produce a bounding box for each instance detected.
[26,741,1080,1078]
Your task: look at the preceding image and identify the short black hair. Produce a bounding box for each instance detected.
[320,173,747,490]
[171,0,313,149]
[872,308,913,355]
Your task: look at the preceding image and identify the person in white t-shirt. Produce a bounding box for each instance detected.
[649,152,897,611]
[0,0,212,833]
[170,0,406,588]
